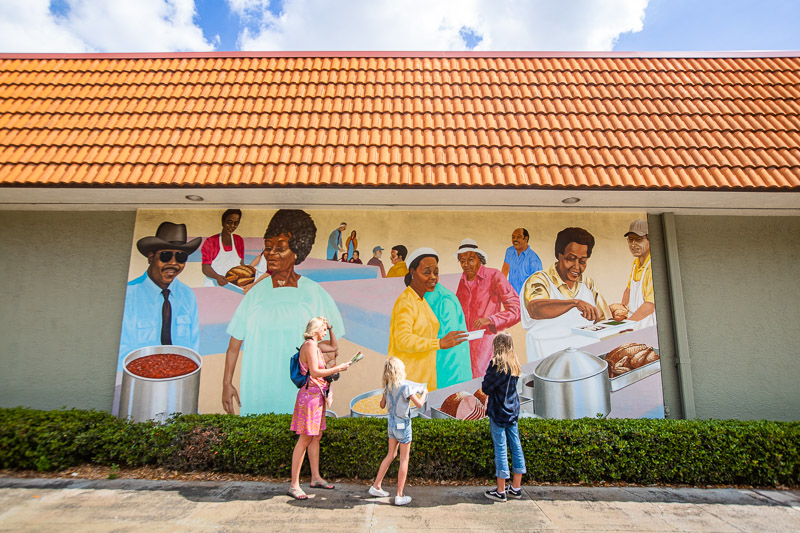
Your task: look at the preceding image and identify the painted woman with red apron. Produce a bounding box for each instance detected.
[201,209,245,287]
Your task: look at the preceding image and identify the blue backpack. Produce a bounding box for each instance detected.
[289,348,308,389]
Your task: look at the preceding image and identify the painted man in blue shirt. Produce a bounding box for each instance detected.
[502,227,542,295]
[118,222,202,372]
[326,221,347,260]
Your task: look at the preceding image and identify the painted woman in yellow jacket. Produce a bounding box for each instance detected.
[388,248,468,390]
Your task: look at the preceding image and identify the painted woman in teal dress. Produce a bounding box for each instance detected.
[222,210,345,416]
[424,283,473,388]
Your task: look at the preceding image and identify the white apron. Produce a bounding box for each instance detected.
[204,234,242,287]
[520,276,595,364]
[628,257,656,330]
[255,254,267,279]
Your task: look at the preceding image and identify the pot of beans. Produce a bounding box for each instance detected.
[118,345,203,423]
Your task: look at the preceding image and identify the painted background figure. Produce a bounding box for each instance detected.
[326,222,347,261]
[455,238,520,377]
[222,210,345,415]
[386,245,409,278]
[611,220,656,328]
[201,209,245,287]
[368,245,387,277]
[502,228,542,295]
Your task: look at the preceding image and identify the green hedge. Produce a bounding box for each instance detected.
[1,408,798,486]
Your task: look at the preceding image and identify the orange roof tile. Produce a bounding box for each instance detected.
[0,52,798,190]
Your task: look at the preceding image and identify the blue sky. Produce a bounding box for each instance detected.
[1,0,798,53]
[614,0,800,51]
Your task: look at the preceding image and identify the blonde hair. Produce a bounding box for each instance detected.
[491,333,521,376]
[303,316,326,340]
[382,357,406,391]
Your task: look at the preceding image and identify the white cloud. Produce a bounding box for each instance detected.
[230,0,648,51]
[0,0,214,53]
[0,0,89,52]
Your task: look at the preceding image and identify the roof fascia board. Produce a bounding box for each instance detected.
[1,187,798,215]
[2,51,799,60]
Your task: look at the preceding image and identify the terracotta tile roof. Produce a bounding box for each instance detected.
[0,53,798,190]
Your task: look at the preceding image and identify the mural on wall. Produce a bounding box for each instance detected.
[114,208,665,422]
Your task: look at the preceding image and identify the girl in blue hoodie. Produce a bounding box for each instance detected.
[481,332,526,502]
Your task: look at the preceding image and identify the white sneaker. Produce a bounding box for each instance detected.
[369,486,390,497]
[394,495,412,506]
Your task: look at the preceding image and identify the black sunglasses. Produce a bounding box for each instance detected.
[159,251,189,263]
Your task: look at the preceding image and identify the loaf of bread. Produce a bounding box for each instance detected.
[607,343,659,377]
[225,265,256,286]
[606,343,648,366]
[440,392,486,420]
[609,303,629,321]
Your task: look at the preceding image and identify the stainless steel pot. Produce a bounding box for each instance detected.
[532,347,610,419]
[118,345,202,423]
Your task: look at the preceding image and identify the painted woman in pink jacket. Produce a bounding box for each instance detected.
[454,239,521,378]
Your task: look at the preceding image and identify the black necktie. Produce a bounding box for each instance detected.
[161,288,172,345]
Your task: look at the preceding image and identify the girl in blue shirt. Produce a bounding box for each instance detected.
[368,357,428,506]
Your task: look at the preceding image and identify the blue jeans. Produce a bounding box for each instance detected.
[489,418,526,479]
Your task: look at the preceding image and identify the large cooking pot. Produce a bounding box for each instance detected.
[532,347,610,419]
[118,345,202,423]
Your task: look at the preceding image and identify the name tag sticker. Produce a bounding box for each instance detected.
[396,422,406,429]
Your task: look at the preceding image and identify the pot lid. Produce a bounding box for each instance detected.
[533,347,607,382]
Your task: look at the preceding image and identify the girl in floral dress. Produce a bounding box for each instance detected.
[288,317,351,500]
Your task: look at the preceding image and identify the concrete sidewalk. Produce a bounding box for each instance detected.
[0,477,798,532]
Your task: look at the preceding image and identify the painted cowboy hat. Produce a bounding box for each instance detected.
[136,222,202,257]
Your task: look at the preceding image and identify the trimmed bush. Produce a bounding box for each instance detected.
[1,408,797,486]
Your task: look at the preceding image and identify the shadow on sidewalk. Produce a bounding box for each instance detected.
[0,477,796,510]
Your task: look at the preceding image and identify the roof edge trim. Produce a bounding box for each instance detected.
[1,50,799,60]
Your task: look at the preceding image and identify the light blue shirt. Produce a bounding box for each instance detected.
[504,245,543,295]
[226,276,345,415]
[326,228,341,259]
[118,272,200,371]
[424,283,472,389]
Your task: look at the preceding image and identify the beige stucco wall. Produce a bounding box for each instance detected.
[1,209,797,421]
[0,211,135,411]
[661,215,800,420]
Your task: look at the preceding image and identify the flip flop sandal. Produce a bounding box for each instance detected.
[310,481,335,489]
[287,487,308,500]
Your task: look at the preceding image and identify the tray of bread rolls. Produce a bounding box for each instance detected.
[602,344,661,392]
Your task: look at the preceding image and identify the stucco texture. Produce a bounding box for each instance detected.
[0,211,135,410]
[666,215,800,421]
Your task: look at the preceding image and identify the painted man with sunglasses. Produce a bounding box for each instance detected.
[117,222,202,376]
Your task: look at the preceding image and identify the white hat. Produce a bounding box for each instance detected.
[406,247,439,269]
[454,238,488,263]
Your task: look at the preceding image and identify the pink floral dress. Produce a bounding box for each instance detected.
[290,356,328,436]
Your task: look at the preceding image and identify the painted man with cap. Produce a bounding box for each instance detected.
[455,238,521,378]
[367,245,387,277]
[610,220,656,329]
[118,222,201,373]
